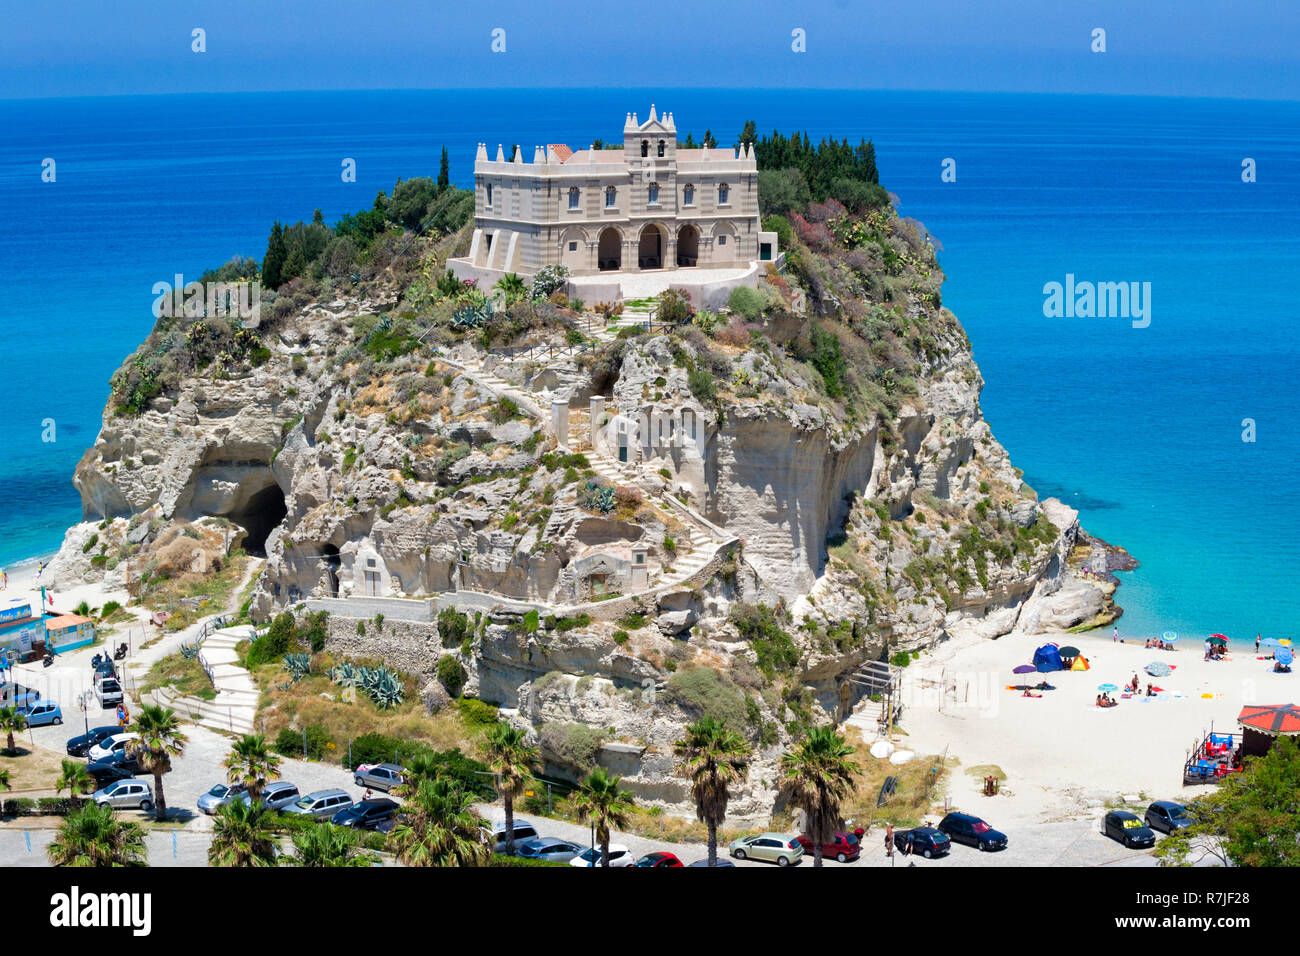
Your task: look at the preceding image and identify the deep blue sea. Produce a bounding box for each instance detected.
[1,89,1297,643]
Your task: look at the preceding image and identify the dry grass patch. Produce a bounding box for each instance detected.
[1,746,73,793]
[841,727,949,829]
[140,652,215,701]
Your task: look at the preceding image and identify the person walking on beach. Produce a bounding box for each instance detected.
[885,822,894,858]
[1256,634,1261,653]
[1113,626,1119,642]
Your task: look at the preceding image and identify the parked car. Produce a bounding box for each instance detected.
[87,750,143,775]
[21,700,62,727]
[66,725,121,758]
[87,732,137,762]
[93,658,117,680]
[795,831,861,863]
[1144,801,1193,834]
[937,812,1008,851]
[517,837,584,863]
[688,858,736,867]
[240,781,301,811]
[481,819,540,854]
[569,843,635,867]
[86,760,136,788]
[728,833,804,866]
[634,851,684,868]
[1103,810,1156,849]
[352,762,405,793]
[196,783,249,815]
[332,798,399,830]
[284,788,354,820]
[92,778,154,812]
[94,676,123,708]
[893,827,951,859]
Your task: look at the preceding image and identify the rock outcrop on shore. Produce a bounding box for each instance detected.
[47,200,1130,820]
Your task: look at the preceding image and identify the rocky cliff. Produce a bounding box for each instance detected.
[48,197,1129,820]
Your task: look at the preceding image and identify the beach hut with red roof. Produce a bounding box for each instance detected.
[1237,704,1300,756]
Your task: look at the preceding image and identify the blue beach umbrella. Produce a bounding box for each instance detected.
[1098,683,1119,692]
[1276,648,1294,666]
[1162,632,1178,643]
[1145,661,1172,678]
[1263,638,1279,647]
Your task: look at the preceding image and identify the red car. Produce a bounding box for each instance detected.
[634,851,684,868]
[795,830,862,863]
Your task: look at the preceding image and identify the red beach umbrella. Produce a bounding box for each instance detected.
[1238,704,1300,736]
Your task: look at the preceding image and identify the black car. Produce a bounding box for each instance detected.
[937,812,1008,851]
[87,751,143,776]
[66,725,122,758]
[331,798,399,830]
[1104,811,1156,849]
[85,760,136,787]
[894,827,951,859]
[1144,801,1192,834]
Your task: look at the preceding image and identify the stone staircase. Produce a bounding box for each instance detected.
[141,626,258,736]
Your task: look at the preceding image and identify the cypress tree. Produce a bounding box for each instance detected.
[438,146,450,188]
[261,221,286,291]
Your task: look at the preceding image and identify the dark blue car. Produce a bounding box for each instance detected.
[938,812,1008,851]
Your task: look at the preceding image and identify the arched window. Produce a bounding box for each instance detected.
[657,140,665,157]
[486,183,494,207]
[647,182,659,204]
[718,183,729,205]
[605,186,617,208]
[568,186,580,210]
[683,184,694,206]
[641,140,649,157]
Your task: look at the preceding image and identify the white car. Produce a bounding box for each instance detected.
[88,732,138,762]
[569,843,634,868]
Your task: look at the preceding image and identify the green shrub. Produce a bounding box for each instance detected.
[889,651,912,668]
[456,697,499,729]
[539,722,604,773]
[522,610,540,634]
[274,723,333,760]
[665,667,747,728]
[727,285,765,320]
[438,607,471,649]
[729,603,801,677]
[612,630,629,645]
[437,655,466,696]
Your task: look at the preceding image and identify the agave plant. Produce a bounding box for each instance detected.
[179,639,202,660]
[329,661,361,688]
[282,653,311,682]
[451,301,492,331]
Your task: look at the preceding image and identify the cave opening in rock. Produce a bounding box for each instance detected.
[230,483,287,556]
[321,544,341,597]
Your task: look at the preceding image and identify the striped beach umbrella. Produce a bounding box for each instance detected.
[1162,631,1179,643]
[1098,683,1119,692]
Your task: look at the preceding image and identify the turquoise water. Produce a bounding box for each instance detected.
[1,89,1296,642]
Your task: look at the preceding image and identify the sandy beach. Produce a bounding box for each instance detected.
[887,626,1289,828]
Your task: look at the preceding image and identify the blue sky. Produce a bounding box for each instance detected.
[3,0,1299,100]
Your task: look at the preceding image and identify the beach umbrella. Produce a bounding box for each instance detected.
[1098,683,1119,692]
[1276,648,1294,666]
[1145,661,1172,677]
[1162,632,1178,643]
[1012,664,1037,675]
[1263,638,1279,647]
[1058,646,1081,658]
[1208,635,1228,646]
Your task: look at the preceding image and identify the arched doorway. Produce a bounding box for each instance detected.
[598,228,621,271]
[676,224,699,267]
[638,224,665,270]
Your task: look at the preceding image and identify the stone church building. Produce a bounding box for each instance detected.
[451,105,779,281]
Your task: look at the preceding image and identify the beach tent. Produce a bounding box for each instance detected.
[1032,644,1064,673]
[1070,655,1090,671]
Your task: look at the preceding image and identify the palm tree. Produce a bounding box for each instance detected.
[0,706,27,754]
[127,704,187,821]
[288,824,377,867]
[571,767,636,868]
[55,759,96,801]
[778,725,860,868]
[387,776,488,867]
[484,724,539,856]
[224,734,281,803]
[47,802,147,867]
[208,799,278,867]
[494,272,528,305]
[0,768,10,792]
[674,716,751,867]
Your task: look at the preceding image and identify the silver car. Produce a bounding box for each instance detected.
[196,782,248,815]
[240,781,301,811]
[284,788,354,820]
[92,778,154,812]
[353,763,405,792]
[517,837,583,862]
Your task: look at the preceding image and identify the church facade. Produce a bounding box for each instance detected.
[455,106,778,279]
